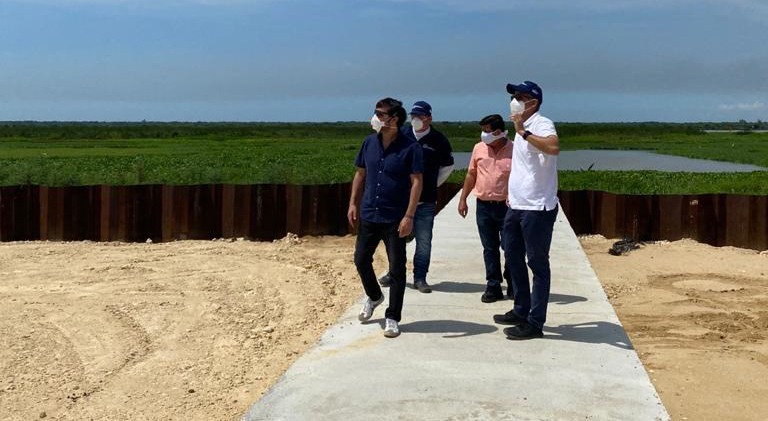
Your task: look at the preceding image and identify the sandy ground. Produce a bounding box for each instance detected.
[0,235,384,421]
[4,232,766,421]
[580,236,768,421]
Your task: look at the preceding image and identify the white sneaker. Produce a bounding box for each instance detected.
[383,318,400,338]
[358,296,384,321]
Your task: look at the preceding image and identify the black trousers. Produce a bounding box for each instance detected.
[354,219,407,322]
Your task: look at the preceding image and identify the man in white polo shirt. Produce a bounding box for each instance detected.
[492,80,560,340]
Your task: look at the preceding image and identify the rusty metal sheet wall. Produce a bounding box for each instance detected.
[0,183,463,243]
[2,185,763,249]
[558,191,768,251]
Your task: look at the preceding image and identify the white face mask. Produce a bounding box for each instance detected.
[509,98,536,116]
[411,117,425,131]
[481,130,508,144]
[371,115,385,133]
[509,98,525,115]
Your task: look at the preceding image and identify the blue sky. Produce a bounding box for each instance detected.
[0,0,766,122]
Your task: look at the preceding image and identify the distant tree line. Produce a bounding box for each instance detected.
[0,120,766,140]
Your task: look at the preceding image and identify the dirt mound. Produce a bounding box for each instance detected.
[580,236,768,421]
[0,236,384,421]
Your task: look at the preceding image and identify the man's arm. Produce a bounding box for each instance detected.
[406,173,423,217]
[511,114,560,155]
[458,170,476,218]
[347,168,365,227]
[458,148,478,218]
[437,133,455,186]
[526,134,560,155]
[436,165,454,186]
[398,173,422,237]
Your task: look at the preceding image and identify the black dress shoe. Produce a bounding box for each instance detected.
[493,310,526,325]
[481,285,504,303]
[414,279,432,293]
[378,273,392,287]
[504,323,543,340]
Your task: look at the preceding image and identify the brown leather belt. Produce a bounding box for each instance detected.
[477,199,506,205]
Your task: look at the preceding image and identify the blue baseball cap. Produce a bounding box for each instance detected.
[506,81,543,104]
[410,101,432,116]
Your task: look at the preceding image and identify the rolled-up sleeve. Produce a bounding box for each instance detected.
[535,119,557,138]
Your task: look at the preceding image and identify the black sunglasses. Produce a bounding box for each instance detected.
[511,93,533,101]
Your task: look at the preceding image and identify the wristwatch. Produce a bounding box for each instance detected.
[522,130,532,140]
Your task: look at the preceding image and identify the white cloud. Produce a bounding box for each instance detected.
[4,0,768,19]
[718,101,766,111]
[379,0,768,18]
[1,0,276,4]
[0,0,763,8]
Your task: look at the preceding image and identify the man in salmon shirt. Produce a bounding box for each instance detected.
[457,114,514,303]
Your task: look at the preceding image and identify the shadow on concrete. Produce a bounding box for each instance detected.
[429,285,587,307]
[399,319,499,338]
[543,321,634,350]
[361,318,386,328]
[430,281,487,294]
[549,293,588,305]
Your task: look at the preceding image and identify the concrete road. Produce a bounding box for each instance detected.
[242,193,670,421]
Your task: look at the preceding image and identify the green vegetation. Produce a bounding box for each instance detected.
[0,137,361,185]
[2,120,765,140]
[0,123,370,185]
[557,129,768,168]
[1,122,767,194]
[447,169,768,195]
[444,123,768,167]
[557,170,768,195]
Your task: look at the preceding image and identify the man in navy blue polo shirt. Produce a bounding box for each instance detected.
[348,97,424,338]
[378,101,454,293]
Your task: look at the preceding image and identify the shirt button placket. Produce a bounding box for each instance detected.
[376,157,383,215]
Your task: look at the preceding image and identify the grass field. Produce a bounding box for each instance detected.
[1,122,767,194]
[0,137,360,185]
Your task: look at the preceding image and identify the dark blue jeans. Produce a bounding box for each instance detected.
[412,202,436,282]
[503,205,558,329]
[476,199,512,288]
[355,220,407,321]
[383,202,436,283]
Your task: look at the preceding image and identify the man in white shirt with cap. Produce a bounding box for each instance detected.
[492,80,561,340]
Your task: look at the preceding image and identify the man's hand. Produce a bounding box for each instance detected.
[398,216,414,238]
[347,205,358,227]
[509,113,524,134]
[458,199,468,218]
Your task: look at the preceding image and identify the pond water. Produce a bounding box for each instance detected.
[451,150,766,172]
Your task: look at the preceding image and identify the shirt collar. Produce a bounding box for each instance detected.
[523,112,540,129]
[377,130,408,149]
[485,137,510,152]
[413,126,431,141]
